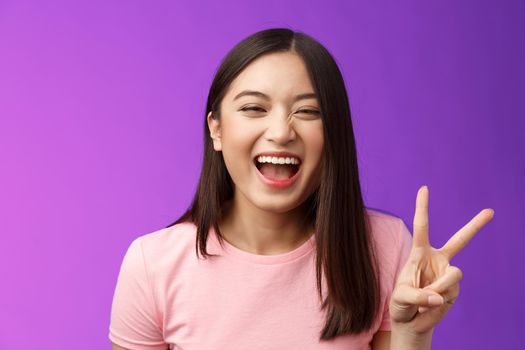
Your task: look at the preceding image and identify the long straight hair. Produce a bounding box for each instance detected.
[167,28,380,340]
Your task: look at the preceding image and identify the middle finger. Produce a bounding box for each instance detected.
[439,209,494,261]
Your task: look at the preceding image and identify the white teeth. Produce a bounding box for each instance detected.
[256,156,300,165]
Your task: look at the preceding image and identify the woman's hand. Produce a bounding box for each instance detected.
[389,185,494,336]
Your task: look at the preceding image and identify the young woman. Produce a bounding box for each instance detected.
[109,28,494,350]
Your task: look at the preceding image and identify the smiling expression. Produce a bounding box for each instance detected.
[207,51,324,214]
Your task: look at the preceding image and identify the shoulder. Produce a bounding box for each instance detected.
[110,224,197,347]
[364,207,413,275]
[365,207,407,248]
[137,221,198,253]
[128,221,200,276]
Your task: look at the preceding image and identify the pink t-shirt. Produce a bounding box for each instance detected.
[109,208,412,350]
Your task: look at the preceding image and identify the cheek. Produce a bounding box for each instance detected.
[220,119,258,173]
[222,119,256,152]
[302,122,324,160]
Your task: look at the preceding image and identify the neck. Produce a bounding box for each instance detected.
[218,196,314,255]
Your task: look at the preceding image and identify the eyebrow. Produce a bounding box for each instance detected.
[233,90,318,102]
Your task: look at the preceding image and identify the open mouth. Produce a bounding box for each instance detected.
[253,157,301,180]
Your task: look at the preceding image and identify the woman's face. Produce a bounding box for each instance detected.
[207,51,324,214]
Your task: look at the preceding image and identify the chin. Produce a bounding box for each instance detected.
[251,197,305,214]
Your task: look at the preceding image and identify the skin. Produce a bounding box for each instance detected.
[375,186,495,349]
[112,56,495,350]
[112,52,325,350]
[207,51,324,255]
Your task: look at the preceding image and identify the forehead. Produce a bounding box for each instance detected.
[224,52,317,102]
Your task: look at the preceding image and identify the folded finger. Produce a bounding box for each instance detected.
[418,283,460,313]
[442,283,460,305]
[393,283,444,308]
[423,265,463,294]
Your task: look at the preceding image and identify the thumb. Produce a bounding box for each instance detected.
[390,284,444,322]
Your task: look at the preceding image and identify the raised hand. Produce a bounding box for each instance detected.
[389,185,495,335]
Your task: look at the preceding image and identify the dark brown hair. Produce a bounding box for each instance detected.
[167,27,380,340]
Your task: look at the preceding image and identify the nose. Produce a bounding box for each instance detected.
[264,110,296,145]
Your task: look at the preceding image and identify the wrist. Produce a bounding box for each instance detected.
[391,322,434,350]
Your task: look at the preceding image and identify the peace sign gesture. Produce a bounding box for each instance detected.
[389,185,495,335]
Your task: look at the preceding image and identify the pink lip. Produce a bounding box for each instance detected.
[254,161,301,189]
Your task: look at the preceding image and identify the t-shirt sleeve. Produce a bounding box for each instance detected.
[378,218,413,331]
[109,237,168,350]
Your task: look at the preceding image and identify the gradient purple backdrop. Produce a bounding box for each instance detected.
[1,0,523,349]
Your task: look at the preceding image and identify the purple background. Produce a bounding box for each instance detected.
[1,0,523,349]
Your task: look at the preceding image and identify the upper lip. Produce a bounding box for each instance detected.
[253,151,302,164]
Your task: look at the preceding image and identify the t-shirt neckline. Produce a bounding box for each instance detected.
[209,226,316,265]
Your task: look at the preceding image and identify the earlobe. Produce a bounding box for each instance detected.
[207,111,222,151]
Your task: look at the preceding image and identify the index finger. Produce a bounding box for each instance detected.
[439,208,495,260]
[412,185,430,248]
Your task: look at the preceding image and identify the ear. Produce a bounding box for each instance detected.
[207,111,222,151]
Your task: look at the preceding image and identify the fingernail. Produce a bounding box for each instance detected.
[428,295,443,305]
